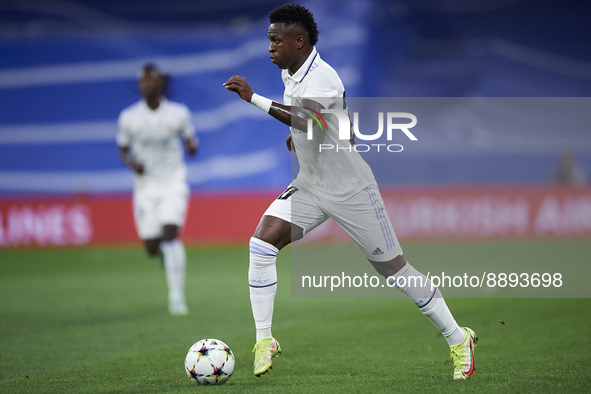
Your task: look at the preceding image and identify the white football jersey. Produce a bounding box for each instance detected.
[283,48,376,201]
[116,98,195,189]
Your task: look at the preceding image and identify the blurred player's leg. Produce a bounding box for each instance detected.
[161,237,188,315]
[159,185,189,315]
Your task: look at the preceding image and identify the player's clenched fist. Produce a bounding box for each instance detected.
[223,75,254,102]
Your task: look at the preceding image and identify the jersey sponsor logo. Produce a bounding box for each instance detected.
[277,186,298,200]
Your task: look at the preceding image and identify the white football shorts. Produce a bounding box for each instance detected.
[133,182,189,239]
[264,184,403,262]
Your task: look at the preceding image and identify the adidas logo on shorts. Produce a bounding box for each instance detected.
[371,247,384,256]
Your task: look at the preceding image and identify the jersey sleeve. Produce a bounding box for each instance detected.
[178,105,196,140]
[301,67,340,109]
[116,111,132,147]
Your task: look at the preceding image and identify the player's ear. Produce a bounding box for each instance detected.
[296,35,305,50]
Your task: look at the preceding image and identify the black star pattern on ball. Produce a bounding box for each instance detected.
[211,363,228,382]
[197,343,211,359]
[188,367,201,380]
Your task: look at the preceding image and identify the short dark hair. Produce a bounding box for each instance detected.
[269,4,319,46]
[138,63,170,95]
[139,64,168,85]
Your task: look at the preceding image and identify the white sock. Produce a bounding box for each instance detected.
[248,237,279,342]
[389,262,465,346]
[160,239,186,304]
[420,296,466,346]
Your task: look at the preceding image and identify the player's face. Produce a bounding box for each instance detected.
[138,70,164,99]
[268,23,299,71]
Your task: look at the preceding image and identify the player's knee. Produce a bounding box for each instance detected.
[369,254,407,278]
[161,224,179,242]
[249,237,279,267]
[252,215,302,250]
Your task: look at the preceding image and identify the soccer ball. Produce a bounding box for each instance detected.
[184,338,235,385]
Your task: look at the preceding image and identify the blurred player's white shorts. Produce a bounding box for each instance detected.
[264,184,403,262]
[133,182,189,239]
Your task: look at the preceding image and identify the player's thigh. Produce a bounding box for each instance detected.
[263,185,328,238]
[158,183,190,228]
[133,189,162,239]
[327,185,403,262]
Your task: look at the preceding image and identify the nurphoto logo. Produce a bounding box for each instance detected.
[306,109,418,153]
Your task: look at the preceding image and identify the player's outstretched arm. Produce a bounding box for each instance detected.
[118,146,144,175]
[223,75,316,131]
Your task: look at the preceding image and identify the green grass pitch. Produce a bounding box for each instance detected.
[1,241,590,393]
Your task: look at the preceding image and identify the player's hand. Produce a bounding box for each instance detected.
[223,75,254,102]
[132,162,144,175]
[185,138,198,156]
[119,147,144,175]
[286,134,295,152]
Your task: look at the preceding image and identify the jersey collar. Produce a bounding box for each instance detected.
[141,96,168,111]
[288,47,318,83]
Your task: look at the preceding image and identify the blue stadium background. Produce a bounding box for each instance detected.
[0,0,590,196]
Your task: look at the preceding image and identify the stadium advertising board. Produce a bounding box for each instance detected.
[0,186,590,247]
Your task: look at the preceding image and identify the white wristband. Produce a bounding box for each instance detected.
[250,93,273,114]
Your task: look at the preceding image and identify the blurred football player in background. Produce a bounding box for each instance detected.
[117,64,198,315]
[554,150,585,185]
